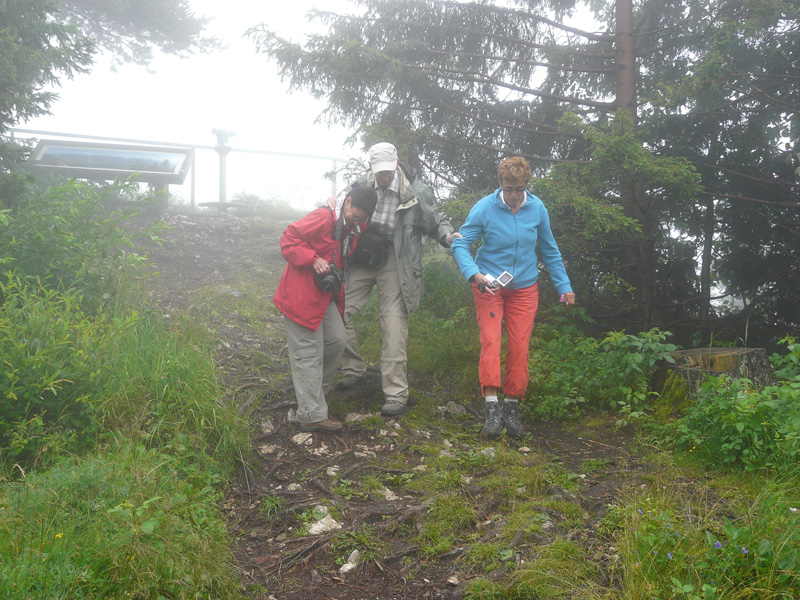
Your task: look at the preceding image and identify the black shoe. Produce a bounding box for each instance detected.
[502,402,526,438]
[336,374,365,390]
[380,399,407,417]
[482,402,503,439]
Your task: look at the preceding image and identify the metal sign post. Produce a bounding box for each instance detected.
[212,128,236,204]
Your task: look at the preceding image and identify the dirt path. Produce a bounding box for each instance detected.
[139,210,646,599]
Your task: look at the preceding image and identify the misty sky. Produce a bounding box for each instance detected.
[18,0,359,210]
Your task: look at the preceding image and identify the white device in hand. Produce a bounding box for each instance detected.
[479,270,513,292]
[486,271,513,288]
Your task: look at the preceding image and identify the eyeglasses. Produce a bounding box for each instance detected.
[501,187,526,194]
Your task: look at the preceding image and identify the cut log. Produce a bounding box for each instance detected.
[656,347,777,399]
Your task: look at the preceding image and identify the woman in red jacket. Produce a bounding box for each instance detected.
[273,187,378,432]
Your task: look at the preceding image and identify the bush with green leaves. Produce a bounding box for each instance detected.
[527,328,678,421]
[771,336,800,381]
[670,375,800,471]
[0,179,154,312]
[0,274,106,465]
[1,272,247,473]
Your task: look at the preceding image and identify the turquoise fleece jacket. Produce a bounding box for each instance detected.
[450,189,573,294]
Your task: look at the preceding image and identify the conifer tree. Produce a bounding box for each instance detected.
[251,0,800,341]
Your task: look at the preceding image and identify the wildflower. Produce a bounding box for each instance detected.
[55,533,63,539]
[742,547,748,555]
[638,509,643,514]
[714,541,722,549]
[668,552,673,560]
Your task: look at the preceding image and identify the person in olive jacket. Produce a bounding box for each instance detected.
[333,142,461,418]
[273,187,378,432]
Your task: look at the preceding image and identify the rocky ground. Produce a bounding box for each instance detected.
[137,208,647,600]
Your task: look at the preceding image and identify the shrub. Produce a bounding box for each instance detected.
[1,272,248,473]
[0,179,155,312]
[97,305,247,473]
[771,336,800,381]
[670,375,800,470]
[0,274,106,466]
[527,328,677,422]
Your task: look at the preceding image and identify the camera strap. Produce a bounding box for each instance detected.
[325,206,350,268]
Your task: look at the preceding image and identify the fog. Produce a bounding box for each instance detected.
[17,0,359,212]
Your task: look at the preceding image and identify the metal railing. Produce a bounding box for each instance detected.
[10,127,345,209]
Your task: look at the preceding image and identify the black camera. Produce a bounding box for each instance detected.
[314,263,344,293]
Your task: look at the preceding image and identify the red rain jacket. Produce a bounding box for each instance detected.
[273,207,356,331]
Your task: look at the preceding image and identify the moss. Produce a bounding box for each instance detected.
[653,370,689,421]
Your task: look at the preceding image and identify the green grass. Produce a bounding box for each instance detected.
[0,282,250,599]
[512,538,604,599]
[415,494,479,557]
[608,470,800,600]
[259,495,285,521]
[0,443,241,599]
[331,524,385,566]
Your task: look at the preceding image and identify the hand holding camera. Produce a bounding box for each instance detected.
[313,257,344,293]
[477,271,513,293]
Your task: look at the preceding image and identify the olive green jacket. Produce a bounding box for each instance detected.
[344,166,454,313]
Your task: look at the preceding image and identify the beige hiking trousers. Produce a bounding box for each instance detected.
[340,251,409,404]
[284,299,347,424]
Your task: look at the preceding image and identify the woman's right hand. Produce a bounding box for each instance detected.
[473,273,496,295]
[313,257,331,275]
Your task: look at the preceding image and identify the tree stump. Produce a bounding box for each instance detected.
[657,348,777,399]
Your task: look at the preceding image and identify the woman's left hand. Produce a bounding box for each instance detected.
[560,292,576,307]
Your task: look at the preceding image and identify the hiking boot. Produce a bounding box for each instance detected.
[299,418,343,432]
[336,374,366,391]
[380,399,407,417]
[482,402,503,439]
[501,401,526,439]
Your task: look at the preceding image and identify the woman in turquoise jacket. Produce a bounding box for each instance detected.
[450,156,576,439]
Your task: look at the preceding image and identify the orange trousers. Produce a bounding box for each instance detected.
[472,283,539,397]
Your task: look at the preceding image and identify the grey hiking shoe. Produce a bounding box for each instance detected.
[502,401,526,438]
[380,399,407,417]
[336,374,365,390]
[482,402,503,439]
